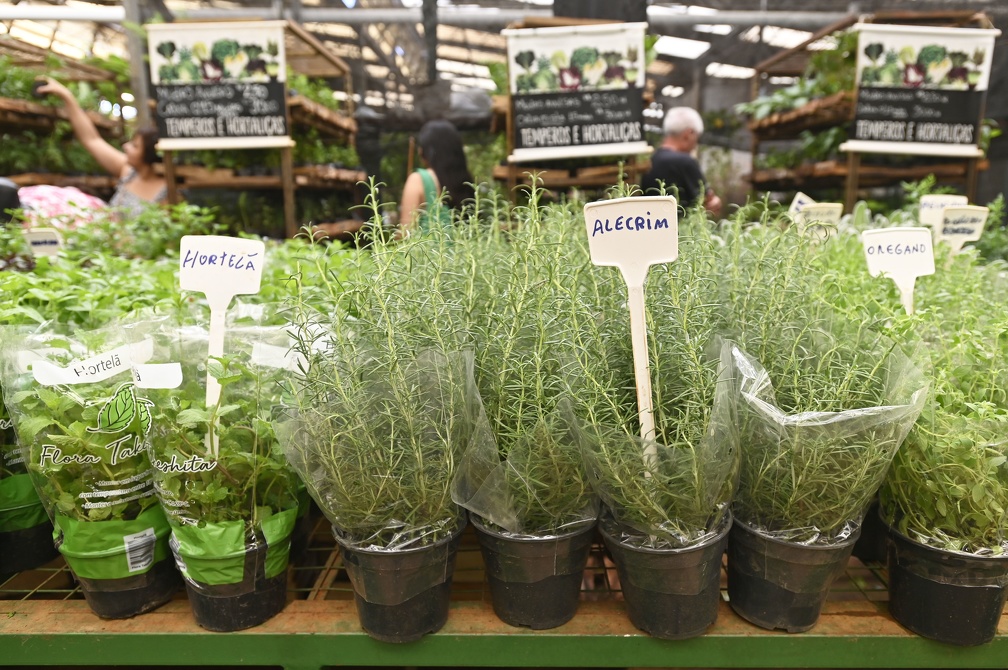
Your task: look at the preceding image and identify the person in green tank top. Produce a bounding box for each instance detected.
[398,120,475,235]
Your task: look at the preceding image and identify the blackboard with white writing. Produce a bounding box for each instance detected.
[851,87,983,146]
[512,89,643,152]
[154,81,288,141]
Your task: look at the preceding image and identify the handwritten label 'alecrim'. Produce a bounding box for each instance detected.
[589,211,672,237]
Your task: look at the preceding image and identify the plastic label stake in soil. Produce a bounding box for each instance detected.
[918,193,968,230]
[937,205,988,254]
[861,227,934,315]
[583,195,678,461]
[179,235,265,455]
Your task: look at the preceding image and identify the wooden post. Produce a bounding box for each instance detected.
[844,151,861,213]
[281,146,296,238]
[163,150,179,205]
[965,157,979,202]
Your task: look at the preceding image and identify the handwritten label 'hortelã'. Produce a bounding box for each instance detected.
[180,249,259,271]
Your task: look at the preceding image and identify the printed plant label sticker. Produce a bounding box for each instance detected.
[31,340,155,386]
[919,193,968,229]
[862,226,935,314]
[937,205,988,254]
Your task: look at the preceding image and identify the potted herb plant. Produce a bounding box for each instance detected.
[0,324,180,618]
[716,219,927,633]
[879,250,1008,646]
[566,216,739,639]
[280,228,484,643]
[130,314,302,632]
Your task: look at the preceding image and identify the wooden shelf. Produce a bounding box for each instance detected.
[748,91,854,141]
[493,159,651,190]
[169,164,365,191]
[0,96,121,135]
[287,95,357,141]
[749,158,989,191]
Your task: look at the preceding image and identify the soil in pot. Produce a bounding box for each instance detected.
[472,514,595,630]
[336,518,466,643]
[887,525,1008,646]
[600,511,732,640]
[726,519,860,633]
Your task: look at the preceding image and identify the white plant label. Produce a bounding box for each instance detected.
[22,228,63,257]
[937,205,988,254]
[31,340,154,386]
[796,203,843,239]
[179,235,265,456]
[788,191,816,216]
[583,196,678,459]
[133,363,184,389]
[862,227,935,315]
[919,194,968,230]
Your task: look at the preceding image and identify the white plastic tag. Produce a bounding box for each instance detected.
[133,363,184,389]
[796,203,843,238]
[31,340,154,386]
[179,235,266,408]
[936,205,988,254]
[788,192,816,216]
[251,342,305,371]
[919,194,968,230]
[583,196,678,455]
[22,228,63,257]
[862,227,935,315]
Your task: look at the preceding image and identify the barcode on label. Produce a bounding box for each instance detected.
[124,527,156,573]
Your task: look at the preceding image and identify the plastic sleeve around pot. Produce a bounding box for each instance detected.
[727,339,928,545]
[170,508,297,592]
[55,504,172,581]
[573,340,740,550]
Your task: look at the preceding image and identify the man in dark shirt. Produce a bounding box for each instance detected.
[640,107,722,216]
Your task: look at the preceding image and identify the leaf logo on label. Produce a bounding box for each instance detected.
[88,383,137,434]
[137,400,154,437]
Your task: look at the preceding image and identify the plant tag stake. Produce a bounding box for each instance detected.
[919,194,968,231]
[861,227,934,315]
[583,196,678,459]
[788,191,816,216]
[795,203,843,239]
[22,228,63,257]
[936,205,988,254]
[179,235,265,454]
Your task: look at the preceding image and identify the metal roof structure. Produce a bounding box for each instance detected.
[1,0,1006,124]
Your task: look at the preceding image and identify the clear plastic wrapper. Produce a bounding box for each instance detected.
[572,340,740,550]
[0,322,172,588]
[279,344,487,556]
[127,312,301,596]
[729,338,928,545]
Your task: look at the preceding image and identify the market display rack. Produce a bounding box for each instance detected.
[2,511,1005,670]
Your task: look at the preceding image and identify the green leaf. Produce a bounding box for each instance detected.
[137,401,152,436]
[90,383,137,434]
[176,408,210,428]
[17,414,55,441]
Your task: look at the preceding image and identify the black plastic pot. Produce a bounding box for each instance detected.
[600,512,732,640]
[851,500,886,565]
[77,557,181,619]
[186,542,289,632]
[472,515,595,630]
[336,519,466,643]
[726,519,860,633]
[0,521,58,577]
[887,525,1008,646]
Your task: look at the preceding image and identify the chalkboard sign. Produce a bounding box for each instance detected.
[845,23,1000,157]
[146,21,289,149]
[502,22,650,162]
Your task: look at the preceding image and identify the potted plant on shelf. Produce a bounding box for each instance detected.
[280,229,484,643]
[449,204,600,630]
[880,253,1008,646]
[570,222,740,639]
[0,324,180,619]
[130,314,302,632]
[716,219,927,633]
